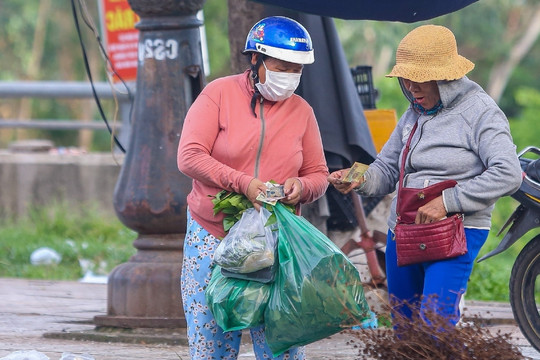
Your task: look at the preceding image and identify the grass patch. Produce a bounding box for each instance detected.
[0,202,136,280]
[467,196,540,301]
[0,196,536,303]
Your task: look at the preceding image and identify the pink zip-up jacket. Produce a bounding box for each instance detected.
[177,70,329,238]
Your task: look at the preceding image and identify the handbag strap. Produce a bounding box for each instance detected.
[396,121,419,219]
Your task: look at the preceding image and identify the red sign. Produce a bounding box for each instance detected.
[100,0,140,83]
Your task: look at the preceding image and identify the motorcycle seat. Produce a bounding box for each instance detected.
[523,158,540,199]
[526,159,540,184]
[520,177,540,205]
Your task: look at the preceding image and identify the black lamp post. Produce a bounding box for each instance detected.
[94,0,206,329]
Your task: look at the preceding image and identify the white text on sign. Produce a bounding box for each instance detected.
[139,39,179,61]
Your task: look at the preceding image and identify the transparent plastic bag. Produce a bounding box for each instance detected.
[0,351,50,360]
[214,207,277,274]
[264,202,372,356]
[60,353,95,360]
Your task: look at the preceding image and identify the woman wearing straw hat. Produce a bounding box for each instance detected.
[328,24,522,325]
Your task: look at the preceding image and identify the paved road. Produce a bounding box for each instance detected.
[0,278,539,360]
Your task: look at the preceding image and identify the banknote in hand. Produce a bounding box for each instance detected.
[342,162,369,183]
[266,185,285,199]
[256,183,285,205]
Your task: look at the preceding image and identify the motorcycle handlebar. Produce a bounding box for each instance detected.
[517,146,540,158]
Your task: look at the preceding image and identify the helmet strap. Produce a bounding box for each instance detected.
[250,55,264,117]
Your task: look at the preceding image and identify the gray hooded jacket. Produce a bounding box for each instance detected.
[360,76,522,231]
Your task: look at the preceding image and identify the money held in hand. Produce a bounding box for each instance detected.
[342,162,369,183]
[256,183,286,205]
[266,185,285,199]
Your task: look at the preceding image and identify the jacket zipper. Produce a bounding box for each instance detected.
[254,97,265,178]
[407,114,436,179]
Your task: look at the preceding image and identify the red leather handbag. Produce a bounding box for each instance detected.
[394,121,467,267]
[395,213,466,266]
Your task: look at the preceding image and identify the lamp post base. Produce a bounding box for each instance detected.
[93,234,186,329]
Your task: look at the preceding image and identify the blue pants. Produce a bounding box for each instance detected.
[181,210,305,360]
[385,227,488,325]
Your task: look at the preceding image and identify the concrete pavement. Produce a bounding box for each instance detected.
[1,278,539,360]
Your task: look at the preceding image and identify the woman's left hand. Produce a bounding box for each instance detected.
[281,178,302,205]
[327,169,361,194]
[416,196,447,224]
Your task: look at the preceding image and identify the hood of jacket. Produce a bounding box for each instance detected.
[398,76,482,112]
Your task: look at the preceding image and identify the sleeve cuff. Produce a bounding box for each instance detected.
[353,174,368,194]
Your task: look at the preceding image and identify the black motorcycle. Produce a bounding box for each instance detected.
[478,146,540,352]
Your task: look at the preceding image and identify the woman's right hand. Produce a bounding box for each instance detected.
[327,168,364,194]
[246,178,267,210]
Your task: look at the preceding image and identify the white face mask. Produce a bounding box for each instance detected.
[255,60,302,102]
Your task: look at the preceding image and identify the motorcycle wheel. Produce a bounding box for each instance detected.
[509,235,540,352]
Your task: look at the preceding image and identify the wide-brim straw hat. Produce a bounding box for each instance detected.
[386,24,475,83]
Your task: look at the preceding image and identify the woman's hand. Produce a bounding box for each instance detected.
[281,178,302,205]
[246,178,267,210]
[327,169,363,194]
[416,196,447,224]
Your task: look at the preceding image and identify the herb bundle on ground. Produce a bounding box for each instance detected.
[347,297,524,360]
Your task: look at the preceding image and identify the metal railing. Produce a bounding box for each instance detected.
[0,81,133,149]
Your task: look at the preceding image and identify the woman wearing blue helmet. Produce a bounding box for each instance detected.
[243,16,314,113]
[177,16,328,359]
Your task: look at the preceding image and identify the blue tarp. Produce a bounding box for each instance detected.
[252,0,478,22]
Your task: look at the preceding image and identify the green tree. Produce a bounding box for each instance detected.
[202,0,231,79]
[509,86,540,151]
[2,0,540,149]
[334,0,540,120]
[0,1,106,149]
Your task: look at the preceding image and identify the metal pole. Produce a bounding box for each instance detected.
[0,81,133,151]
[0,120,121,131]
[0,81,130,99]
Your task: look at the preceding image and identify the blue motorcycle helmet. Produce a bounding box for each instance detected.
[243,16,314,65]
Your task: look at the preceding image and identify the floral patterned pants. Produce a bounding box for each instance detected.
[181,209,305,360]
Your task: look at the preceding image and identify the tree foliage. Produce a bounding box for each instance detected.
[335,1,539,110]
[202,0,230,78]
[0,0,539,149]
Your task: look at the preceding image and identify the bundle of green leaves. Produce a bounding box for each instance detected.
[210,190,294,232]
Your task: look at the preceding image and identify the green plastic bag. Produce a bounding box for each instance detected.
[205,265,270,332]
[264,202,372,356]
